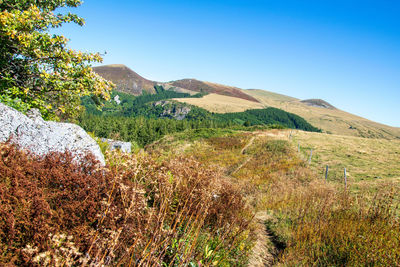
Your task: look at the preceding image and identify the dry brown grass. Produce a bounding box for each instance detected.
[174,93,264,113]
[151,129,400,266]
[0,143,254,266]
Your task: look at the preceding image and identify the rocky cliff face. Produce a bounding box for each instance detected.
[153,101,191,120]
[0,103,105,165]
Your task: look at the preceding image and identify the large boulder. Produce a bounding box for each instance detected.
[0,102,105,166]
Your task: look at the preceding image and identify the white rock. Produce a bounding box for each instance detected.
[0,102,105,166]
[101,138,132,153]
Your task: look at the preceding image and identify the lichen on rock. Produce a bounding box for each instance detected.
[0,102,105,165]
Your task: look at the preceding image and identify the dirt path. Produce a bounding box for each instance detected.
[247,212,275,267]
[238,133,287,266]
[241,136,255,154]
[227,132,288,266]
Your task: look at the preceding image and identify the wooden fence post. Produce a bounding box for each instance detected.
[308,149,313,164]
[325,165,329,180]
[344,168,347,189]
[298,143,300,153]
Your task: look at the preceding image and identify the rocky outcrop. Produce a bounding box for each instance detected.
[153,100,191,120]
[0,103,105,165]
[301,99,336,109]
[101,138,132,153]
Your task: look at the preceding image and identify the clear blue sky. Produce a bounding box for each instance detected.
[58,0,400,127]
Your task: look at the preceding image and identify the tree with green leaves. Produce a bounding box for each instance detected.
[0,0,114,120]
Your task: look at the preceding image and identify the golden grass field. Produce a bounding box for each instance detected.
[175,88,400,139]
[245,89,400,139]
[174,93,265,113]
[290,130,400,198]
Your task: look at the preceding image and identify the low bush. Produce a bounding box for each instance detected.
[0,144,253,266]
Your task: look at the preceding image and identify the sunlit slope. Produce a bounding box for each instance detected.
[174,93,264,113]
[245,89,298,102]
[93,64,156,95]
[244,89,400,139]
[170,79,259,102]
[291,130,400,183]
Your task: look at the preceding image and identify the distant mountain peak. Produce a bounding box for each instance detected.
[93,65,155,95]
[94,65,260,102]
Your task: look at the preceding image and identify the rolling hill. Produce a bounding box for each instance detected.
[93,64,156,95]
[94,64,260,102]
[94,64,400,140]
[169,79,259,102]
[244,89,400,139]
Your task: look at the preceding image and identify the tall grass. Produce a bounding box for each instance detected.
[2,129,398,266]
[170,133,400,265]
[247,139,400,266]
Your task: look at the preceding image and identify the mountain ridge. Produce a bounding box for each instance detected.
[93,64,260,102]
[93,64,400,139]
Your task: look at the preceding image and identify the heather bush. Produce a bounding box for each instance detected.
[0,143,253,266]
[0,144,138,265]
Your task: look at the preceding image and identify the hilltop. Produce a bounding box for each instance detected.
[94,64,400,140]
[300,99,336,109]
[169,79,259,102]
[94,64,259,102]
[93,64,156,95]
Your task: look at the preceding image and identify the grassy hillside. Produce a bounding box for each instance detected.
[174,93,264,113]
[244,89,400,139]
[93,64,156,95]
[170,79,260,102]
[291,130,400,198]
[177,87,400,140]
[244,89,298,102]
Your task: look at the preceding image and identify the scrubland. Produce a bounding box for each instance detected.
[1,128,399,266]
[149,129,400,266]
[0,143,252,266]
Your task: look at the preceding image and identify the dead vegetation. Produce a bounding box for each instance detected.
[0,143,253,266]
[152,129,400,266]
[1,127,399,266]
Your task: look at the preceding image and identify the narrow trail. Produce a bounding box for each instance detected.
[241,136,256,154]
[230,157,251,175]
[225,131,292,266]
[234,132,289,266]
[227,136,255,176]
[247,212,275,267]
